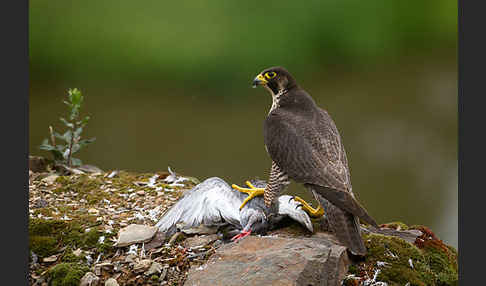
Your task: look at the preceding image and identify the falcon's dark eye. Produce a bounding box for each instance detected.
[265,71,277,79]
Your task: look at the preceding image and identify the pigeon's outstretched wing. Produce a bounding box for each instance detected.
[155,177,244,232]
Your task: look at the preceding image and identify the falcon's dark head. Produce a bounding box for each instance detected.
[252,66,298,95]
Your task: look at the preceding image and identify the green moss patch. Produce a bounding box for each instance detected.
[348,223,458,286]
[47,262,89,286]
[29,218,114,259]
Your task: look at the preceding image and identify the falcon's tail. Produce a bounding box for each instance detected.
[313,191,367,256]
[328,202,367,256]
[306,184,379,228]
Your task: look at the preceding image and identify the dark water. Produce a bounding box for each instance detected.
[29,62,457,247]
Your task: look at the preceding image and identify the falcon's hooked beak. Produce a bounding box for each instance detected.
[252,74,268,88]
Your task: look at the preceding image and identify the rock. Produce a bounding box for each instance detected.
[133,259,152,273]
[361,225,423,244]
[41,174,59,185]
[78,164,104,174]
[178,224,219,235]
[115,224,158,247]
[88,208,99,215]
[79,272,100,286]
[184,234,349,286]
[72,248,83,257]
[42,255,58,263]
[29,156,50,173]
[136,190,145,196]
[32,198,48,209]
[124,254,137,264]
[144,262,163,276]
[144,231,167,251]
[104,278,119,286]
[184,234,219,249]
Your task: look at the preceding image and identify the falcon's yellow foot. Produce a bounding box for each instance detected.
[293,196,325,218]
[232,181,265,210]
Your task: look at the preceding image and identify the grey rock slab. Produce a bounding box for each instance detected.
[144,262,163,276]
[104,278,119,286]
[133,259,152,273]
[184,235,350,286]
[184,234,219,249]
[79,272,100,286]
[115,224,158,247]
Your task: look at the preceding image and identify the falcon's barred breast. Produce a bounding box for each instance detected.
[237,66,379,256]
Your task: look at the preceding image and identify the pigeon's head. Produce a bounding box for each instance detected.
[277,195,314,233]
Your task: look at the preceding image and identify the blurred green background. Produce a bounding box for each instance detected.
[29,1,457,247]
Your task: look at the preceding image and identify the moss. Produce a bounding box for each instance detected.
[411,225,458,285]
[60,249,82,263]
[29,218,113,259]
[151,275,159,281]
[363,233,433,286]
[29,236,58,257]
[82,228,102,248]
[380,221,409,231]
[351,227,458,286]
[347,264,358,275]
[29,219,68,236]
[47,262,89,286]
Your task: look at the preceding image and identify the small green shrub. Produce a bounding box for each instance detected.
[39,88,95,167]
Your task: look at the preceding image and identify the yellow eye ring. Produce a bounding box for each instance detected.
[265,72,277,79]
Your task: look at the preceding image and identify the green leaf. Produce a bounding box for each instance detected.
[77,116,90,126]
[73,126,83,138]
[78,137,96,148]
[71,143,80,154]
[49,149,64,161]
[39,143,55,151]
[68,88,83,106]
[59,117,74,128]
[53,132,65,141]
[62,130,72,143]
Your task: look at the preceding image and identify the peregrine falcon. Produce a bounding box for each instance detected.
[232,66,378,255]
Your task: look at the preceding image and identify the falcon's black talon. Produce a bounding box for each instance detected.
[288,196,294,203]
[295,203,303,210]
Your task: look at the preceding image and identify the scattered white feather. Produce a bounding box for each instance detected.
[140,243,146,258]
[164,166,188,186]
[376,261,389,267]
[94,253,102,264]
[147,174,159,188]
[132,212,145,221]
[408,258,414,269]
[385,249,398,258]
[363,269,388,286]
[107,170,118,178]
[127,244,138,255]
[61,215,71,221]
[98,236,105,244]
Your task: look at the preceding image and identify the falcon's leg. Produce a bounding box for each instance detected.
[232,161,290,210]
[231,181,264,210]
[292,196,325,218]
